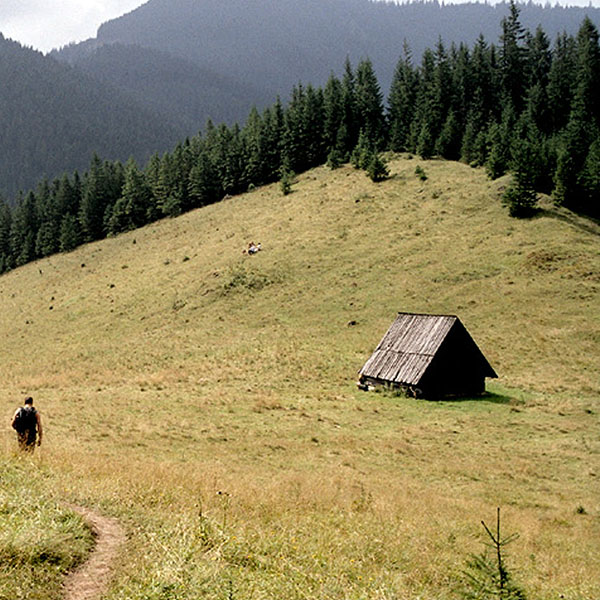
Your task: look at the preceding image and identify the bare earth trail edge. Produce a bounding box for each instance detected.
[62,505,126,600]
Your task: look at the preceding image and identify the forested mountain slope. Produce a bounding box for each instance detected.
[71,43,269,131]
[4,1,600,203]
[48,0,600,179]
[0,35,184,199]
[77,0,600,97]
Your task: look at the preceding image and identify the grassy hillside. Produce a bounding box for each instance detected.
[1,156,598,599]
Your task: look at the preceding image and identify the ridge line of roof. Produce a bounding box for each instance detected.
[396,312,458,319]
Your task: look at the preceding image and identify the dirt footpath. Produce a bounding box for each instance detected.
[63,505,126,600]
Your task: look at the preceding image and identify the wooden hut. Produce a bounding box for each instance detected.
[358,312,497,398]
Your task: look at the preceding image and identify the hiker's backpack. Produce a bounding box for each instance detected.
[12,406,36,434]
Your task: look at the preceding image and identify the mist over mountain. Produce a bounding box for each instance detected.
[68,43,270,132]
[89,0,600,96]
[52,0,600,148]
[0,34,183,200]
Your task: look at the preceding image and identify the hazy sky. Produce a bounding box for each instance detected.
[1,0,600,54]
[0,0,147,53]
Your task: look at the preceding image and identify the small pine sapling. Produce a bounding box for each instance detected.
[350,130,373,170]
[460,507,527,600]
[279,168,295,195]
[502,181,538,218]
[366,153,390,182]
[327,147,344,170]
[415,165,428,181]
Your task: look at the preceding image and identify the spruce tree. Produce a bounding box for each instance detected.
[188,148,222,208]
[350,130,374,170]
[104,160,126,211]
[355,58,386,148]
[10,191,38,267]
[79,154,110,242]
[388,44,417,152]
[155,152,182,217]
[460,117,479,165]
[282,84,310,173]
[526,26,551,90]
[242,106,264,188]
[435,110,461,160]
[59,213,81,252]
[554,112,597,211]
[416,122,435,160]
[525,27,552,134]
[279,167,294,196]
[108,158,151,235]
[579,139,600,216]
[326,146,344,170]
[573,17,600,128]
[172,142,194,210]
[366,153,390,182]
[503,116,541,217]
[54,173,81,219]
[303,84,326,168]
[214,123,247,196]
[554,19,600,211]
[448,42,472,133]
[486,105,516,180]
[32,178,58,258]
[144,153,162,223]
[341,58,359,156]
[35,184,61,258]
[499,0,527,112]
[259,99,285,183]
[554,137,581,209]
[470,35,498,129]
[323,74,344,157]
[0,199,12,273]
[414,49,438,159]
[547,32,577,133]
[432,39,452,137]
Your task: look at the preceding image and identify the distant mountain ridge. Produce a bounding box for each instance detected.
[90,0,600,95]
[71,43,269,132]
[0,34,184,200]
[52,0,600,150]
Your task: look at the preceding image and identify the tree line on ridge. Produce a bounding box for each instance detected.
[0,1,598,274]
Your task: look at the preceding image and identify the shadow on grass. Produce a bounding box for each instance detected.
[424,391,516,405]
[373,388,517,405]
[448,391,513,404]
[535,205,600,237]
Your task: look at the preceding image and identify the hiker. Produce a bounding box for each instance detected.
[11,396,43,452]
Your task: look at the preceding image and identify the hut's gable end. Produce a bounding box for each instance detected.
[418,321,497,397]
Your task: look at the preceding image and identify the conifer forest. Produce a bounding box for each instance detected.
[1,2,598,275]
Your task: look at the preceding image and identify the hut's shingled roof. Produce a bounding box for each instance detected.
[358,313,496,385]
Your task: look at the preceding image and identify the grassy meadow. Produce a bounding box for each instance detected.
[1,155,598,599]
